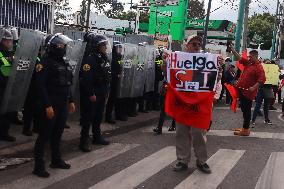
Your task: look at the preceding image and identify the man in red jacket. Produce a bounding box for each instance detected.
[231,48,266,136]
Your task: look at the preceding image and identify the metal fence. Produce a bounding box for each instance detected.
[54,25,154,45]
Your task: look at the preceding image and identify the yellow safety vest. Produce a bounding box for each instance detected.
[0,51,12,77]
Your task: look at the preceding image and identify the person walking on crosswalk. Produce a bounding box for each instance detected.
[173,35,213,174]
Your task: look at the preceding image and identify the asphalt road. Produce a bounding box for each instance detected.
[0,104,284,189]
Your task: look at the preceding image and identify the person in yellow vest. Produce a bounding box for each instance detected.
[0,29,16,142]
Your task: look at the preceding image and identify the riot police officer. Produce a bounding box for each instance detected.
[33,34,76,178]
[105,41,123,124]
[79,34,111,152]
[0,29,16,142]
[22,52,44,136]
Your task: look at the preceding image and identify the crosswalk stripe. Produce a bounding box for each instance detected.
[174,149,245,189]
[89,146,176,189]
[144,127,284,140]
[0,143,138,189]
[214,107,282,112]
[255,152,284,189]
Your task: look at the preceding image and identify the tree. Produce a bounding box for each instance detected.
[139,11,150,23]
[105,2,125,18]
[188,0,205,20]
[54,0,74,23]
[248,13,275,49]
[79,0,87,26]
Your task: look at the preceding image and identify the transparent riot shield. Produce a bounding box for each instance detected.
[0,27,4,42]
[117,43,138,98]
[130,45,146,97]
[0,29,44,114]
[65,40,86,96]
[145,45,156,93]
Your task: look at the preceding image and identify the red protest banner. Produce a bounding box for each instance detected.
[164,51,219,130]
[224,83,238,113]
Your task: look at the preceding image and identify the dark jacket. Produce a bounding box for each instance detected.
[35,55,73,108]
[80,52,111,97]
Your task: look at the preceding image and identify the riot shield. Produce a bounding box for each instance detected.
[117,43,138,98]
[0,27,4,42]
[65,40,86,96]
[144,45,156,93]
[130,45,146,97]
[0,29,44,114]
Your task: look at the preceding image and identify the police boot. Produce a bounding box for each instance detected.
[79,137,91,152]
[50,160,71,169]
[93,134,110,145]
[33,161,50,178]
[105,117,116,124]
[153,126,162,134]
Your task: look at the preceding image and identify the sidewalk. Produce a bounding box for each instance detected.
[0,111,160,157]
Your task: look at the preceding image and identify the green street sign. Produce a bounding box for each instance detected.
[148,0,188,40]
[186,19,236,33]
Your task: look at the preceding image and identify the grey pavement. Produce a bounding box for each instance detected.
[0,103,284,189]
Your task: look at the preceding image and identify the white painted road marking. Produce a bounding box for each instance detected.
[0,143,138,189]
[89,146,176,189]
[144,127,284,140]
[174,149,245,189]
[255,152,284,189]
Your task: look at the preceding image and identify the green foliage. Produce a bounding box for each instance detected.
[105,2,125,18]
[54,0,73,23]
[79,0,87,26]
[188,0,205,19]
[248,13,276,49]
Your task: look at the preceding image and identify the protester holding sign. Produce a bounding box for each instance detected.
[230,48,266,136]
[165,35,223,174]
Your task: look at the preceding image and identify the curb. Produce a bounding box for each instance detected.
[0,115,160,157]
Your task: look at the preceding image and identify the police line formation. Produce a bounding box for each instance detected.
[0,28,164,178]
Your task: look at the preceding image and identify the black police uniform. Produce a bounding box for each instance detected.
[22,57,41,136]
[0,45,15,141]
[80,48,111,151]
[33,34,73,178]
[153,55,164,110]
[105,43,122,123]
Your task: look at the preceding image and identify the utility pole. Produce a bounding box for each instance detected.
[234,0,246,53]
[271,0,280,59]
[202,0,213,51]
[241,0,250,52]
[85,0,92,32]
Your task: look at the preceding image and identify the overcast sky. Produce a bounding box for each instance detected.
[69,0,278,22]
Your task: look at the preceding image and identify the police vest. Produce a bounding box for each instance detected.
[155,60,163,65]
[0,51,12,77]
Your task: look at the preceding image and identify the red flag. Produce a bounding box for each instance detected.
[236,50,247,72]
[224,83,238,113]
[165,84,214,130]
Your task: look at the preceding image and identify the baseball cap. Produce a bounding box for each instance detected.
[186,35,203,44]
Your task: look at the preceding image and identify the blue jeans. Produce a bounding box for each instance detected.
[252,89,270,122]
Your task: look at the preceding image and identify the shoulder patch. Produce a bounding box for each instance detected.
[83,64,91,72]
[35,64,43,72]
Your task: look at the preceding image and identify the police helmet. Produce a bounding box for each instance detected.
[1,28,13,41]
[113,41,123,55]
[10,28,19,41]
[87,34,109,53]
[46,33,72,57]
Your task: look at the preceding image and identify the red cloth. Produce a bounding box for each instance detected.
[235,59,266,100]
[236,51,247,72]
[224,83,238,113]
[165,84,214,130]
